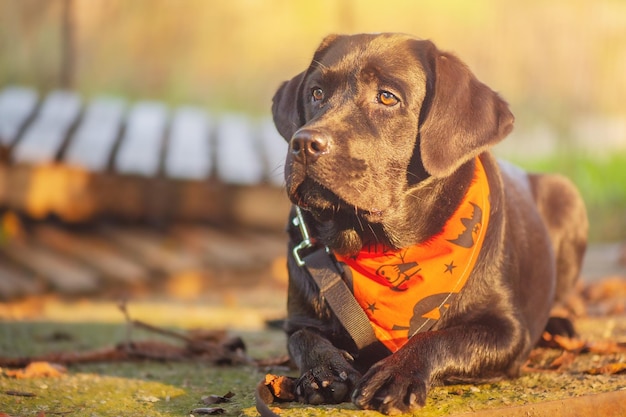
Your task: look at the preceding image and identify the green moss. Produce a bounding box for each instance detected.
[1,372,185,417]
[1,319,625,416]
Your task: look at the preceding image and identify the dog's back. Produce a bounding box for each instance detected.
[500,159,588,303]
[528,172,588,302]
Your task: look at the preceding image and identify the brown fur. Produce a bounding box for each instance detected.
[272,33,588,415]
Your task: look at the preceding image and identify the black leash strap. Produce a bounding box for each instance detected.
[291,207,378,351]
[302,248,379,350]
[254,207,386,417]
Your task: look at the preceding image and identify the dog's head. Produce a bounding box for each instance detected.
[273,33,513,251]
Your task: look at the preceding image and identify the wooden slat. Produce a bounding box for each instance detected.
[2,241,100,293]
[0,261,42,300]
[215,114,264,185]
[3,164,96,221]
[172,225,285,270]
[94,174,145,221]
[64,96,126,171]
[258,117,287,186]
[33,224,148,285]
[168,180,226,222]
[114,101,168,176]
[172,225,261,269]
[165,106,212,180]
[0,86,38,146]
[12,90,81,164]
[228,185,290,231]
[99,226,199,275]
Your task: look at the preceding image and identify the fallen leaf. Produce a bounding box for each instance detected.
[548,351,577,370]
[540,332,587,352]
[201,391,235,405]
[587,339,626,354]
[583,277,626,301]
[5,361,66,378]
[585,362,626,375]
[264,374,296,401]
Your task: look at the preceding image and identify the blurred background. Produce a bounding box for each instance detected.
[0,0,624,307]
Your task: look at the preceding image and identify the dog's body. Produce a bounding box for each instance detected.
[272,33,587,415]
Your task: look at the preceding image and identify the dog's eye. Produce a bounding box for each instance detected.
[378,91,399,106]
[311,88,324,102]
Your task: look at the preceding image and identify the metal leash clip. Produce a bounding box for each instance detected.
[292,206,314,267]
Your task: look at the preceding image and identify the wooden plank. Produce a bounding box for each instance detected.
[12,90,82,164]
[171,225,262,269]
[164,106,212,180]
[114,101,168,176]
[258,117,287,186]
[95,174,146,221]
[33,224,148,285]
[214,114,264,185]
[168,179,227,222]
[228,184,290,231]
[0,261,42,300]
[172,225,285,270]
[0,164,8,204]
[2,241,100,293]
[98,226,199,275]
[0,86,39,146]
[64,96,126,171]
[3,164,96,221]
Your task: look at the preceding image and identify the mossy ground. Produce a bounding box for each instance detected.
[0,301,625,416]
[1,320,285,416]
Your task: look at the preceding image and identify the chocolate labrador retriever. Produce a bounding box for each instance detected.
[271,33,587,415]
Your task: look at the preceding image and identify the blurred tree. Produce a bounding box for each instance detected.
[60,0,75,89]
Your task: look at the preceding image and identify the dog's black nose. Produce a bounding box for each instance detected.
[290,129,329,164]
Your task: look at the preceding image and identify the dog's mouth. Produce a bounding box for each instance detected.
[289,177,385,223]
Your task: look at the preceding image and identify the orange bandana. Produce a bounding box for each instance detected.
[334,158,490,352]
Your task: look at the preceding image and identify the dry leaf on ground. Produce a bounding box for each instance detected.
[4,361,66,378]
[264,374,296,401]
[201,391,235,405]
[585,362,626,375]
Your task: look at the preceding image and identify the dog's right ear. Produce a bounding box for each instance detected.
[272,71,306,141]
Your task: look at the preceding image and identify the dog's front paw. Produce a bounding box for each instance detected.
[296,360,361,405]
[352,360,427,415]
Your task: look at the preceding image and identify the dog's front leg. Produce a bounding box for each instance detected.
[289,328,362,404]
[353,321,524,415]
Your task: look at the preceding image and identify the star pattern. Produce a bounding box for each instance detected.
[444,261,457,274]
[367,303,378,313]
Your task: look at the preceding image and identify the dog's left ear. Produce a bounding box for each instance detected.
[272,71,306,141]
[417,41,514,177]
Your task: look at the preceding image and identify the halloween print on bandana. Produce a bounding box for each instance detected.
[335,157,491,352]
[447,202,482,248]
[391,292,458,334]
[375,251,422,292]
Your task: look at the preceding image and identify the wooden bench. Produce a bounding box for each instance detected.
[0,85,290,230]
[0,86,291,300]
